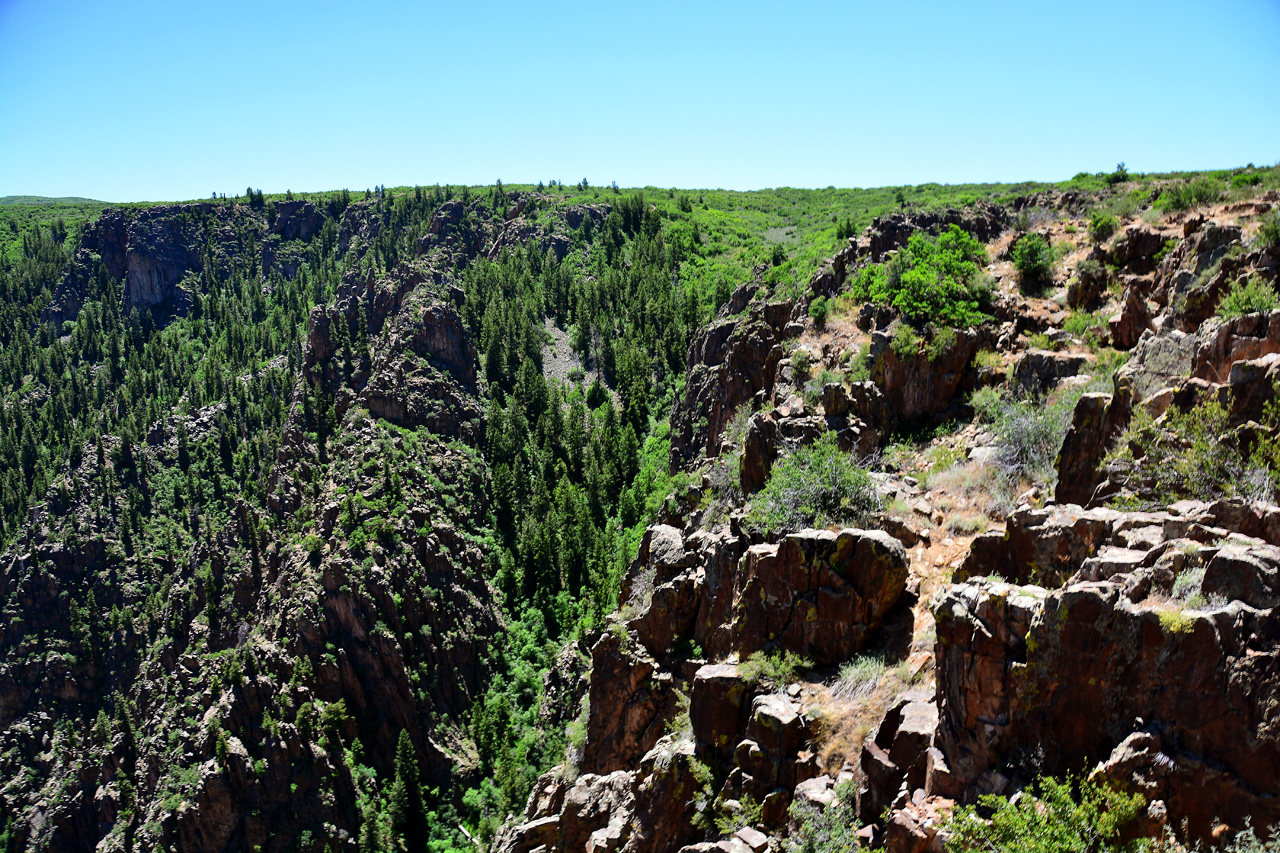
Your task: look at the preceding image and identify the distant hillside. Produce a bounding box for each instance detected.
[0,194,105,205]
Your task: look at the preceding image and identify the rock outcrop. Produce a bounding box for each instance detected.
[934,504,1280,841]
[500,523,910,852]
[670,300,796,467]
[733,529,908,666]
[869,325,980,427]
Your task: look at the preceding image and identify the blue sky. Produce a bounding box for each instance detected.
[1,0,1277,201]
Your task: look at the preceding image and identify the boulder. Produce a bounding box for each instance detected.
[1054,393,1128,506]
[742,693,811,793]
[690,664,750,761]
[1011,350,1090,395]
[739,413,780,494]
[858,692,938,821]
[631,570,704,658]
[733,529,909,665]
[670,302,795,467]
[1190,309,1280,385]
[954,504,1122,587]
[1108,285,1152,350]
[1114,329,1195,405]
[1108,227,1169,275]
[930,580,1048,799]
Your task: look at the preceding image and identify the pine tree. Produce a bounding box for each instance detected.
[387,730,426,852]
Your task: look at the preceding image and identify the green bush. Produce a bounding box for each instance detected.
[926,325,959,362]
[1155,177,1222,212]
[1217,276,1279,319]
[942,774,1147,853]
[1152,238,1179,265]
[1063,310,1107,348]
[1088,211,1118,243]
[1257,211,1280,250]
[1012,233,1054,290]
[747,433,879,534]
[832,654,885,701]
[808,296,830,328]
[845,343,871,382]
[1105,162,1129,186]
[848,224,989,327]
[1110,389,1280,506]
[787,780,861,853]
[890,323,921,359]
[739,650,812,688]
[791,348,812,380]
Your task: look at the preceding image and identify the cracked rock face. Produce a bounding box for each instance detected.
[933,506,1280,841]
[733,528,909,666]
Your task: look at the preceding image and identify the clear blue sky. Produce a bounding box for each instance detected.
[2,0,1278,201]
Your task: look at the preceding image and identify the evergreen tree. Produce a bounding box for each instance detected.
[387,730,426,852]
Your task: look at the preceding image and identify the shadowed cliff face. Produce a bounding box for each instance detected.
[0,265,499,853]
[0,192,553,853]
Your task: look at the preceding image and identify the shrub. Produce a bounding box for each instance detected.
[791,348,812,380]
[993,392,1074,486]
[847,224,989,327]
[926,325,958,362]
[808,296,830,329]
[973,349,1002,371]
[845,343,871,382]
[1231,172,1264,189]
[890,323,921,359]
[1157,606,1196,635]
[787,780,861,853]
[1105,162,1129,186]
[1063,310,1107,347]
[1152,238,1179,265]
[1155,177,1222,212]
[831,654,885,701]
[944,775,1147,853]
[1088,211,1118,243]
[1217,276,1279,319]
[946,513,990,535]
[1109,389,1280,505]
[1012,233,1054,290]
[739,650,812,688]
[1257,211,1280,250]
[715,794,764,836]
[1171,565,1205,601]
[747,433,880,534]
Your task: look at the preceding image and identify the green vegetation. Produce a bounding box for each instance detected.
[847,225,990,328]
[1011,232,1054,290]
[1064,310,1108,348]
[1154,176,1223,212]
[738,649,813,688]
[787,781,861,853]
[746,433,880,534]
[831,654,885,701]
[1088,211,1118,243]
[808,295,830,328]
[1109,388,1280,507]
[1258,211,1280,251]
[1217,276,1279,319]
[943,775,1148,853]
[1,163,1276,850]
